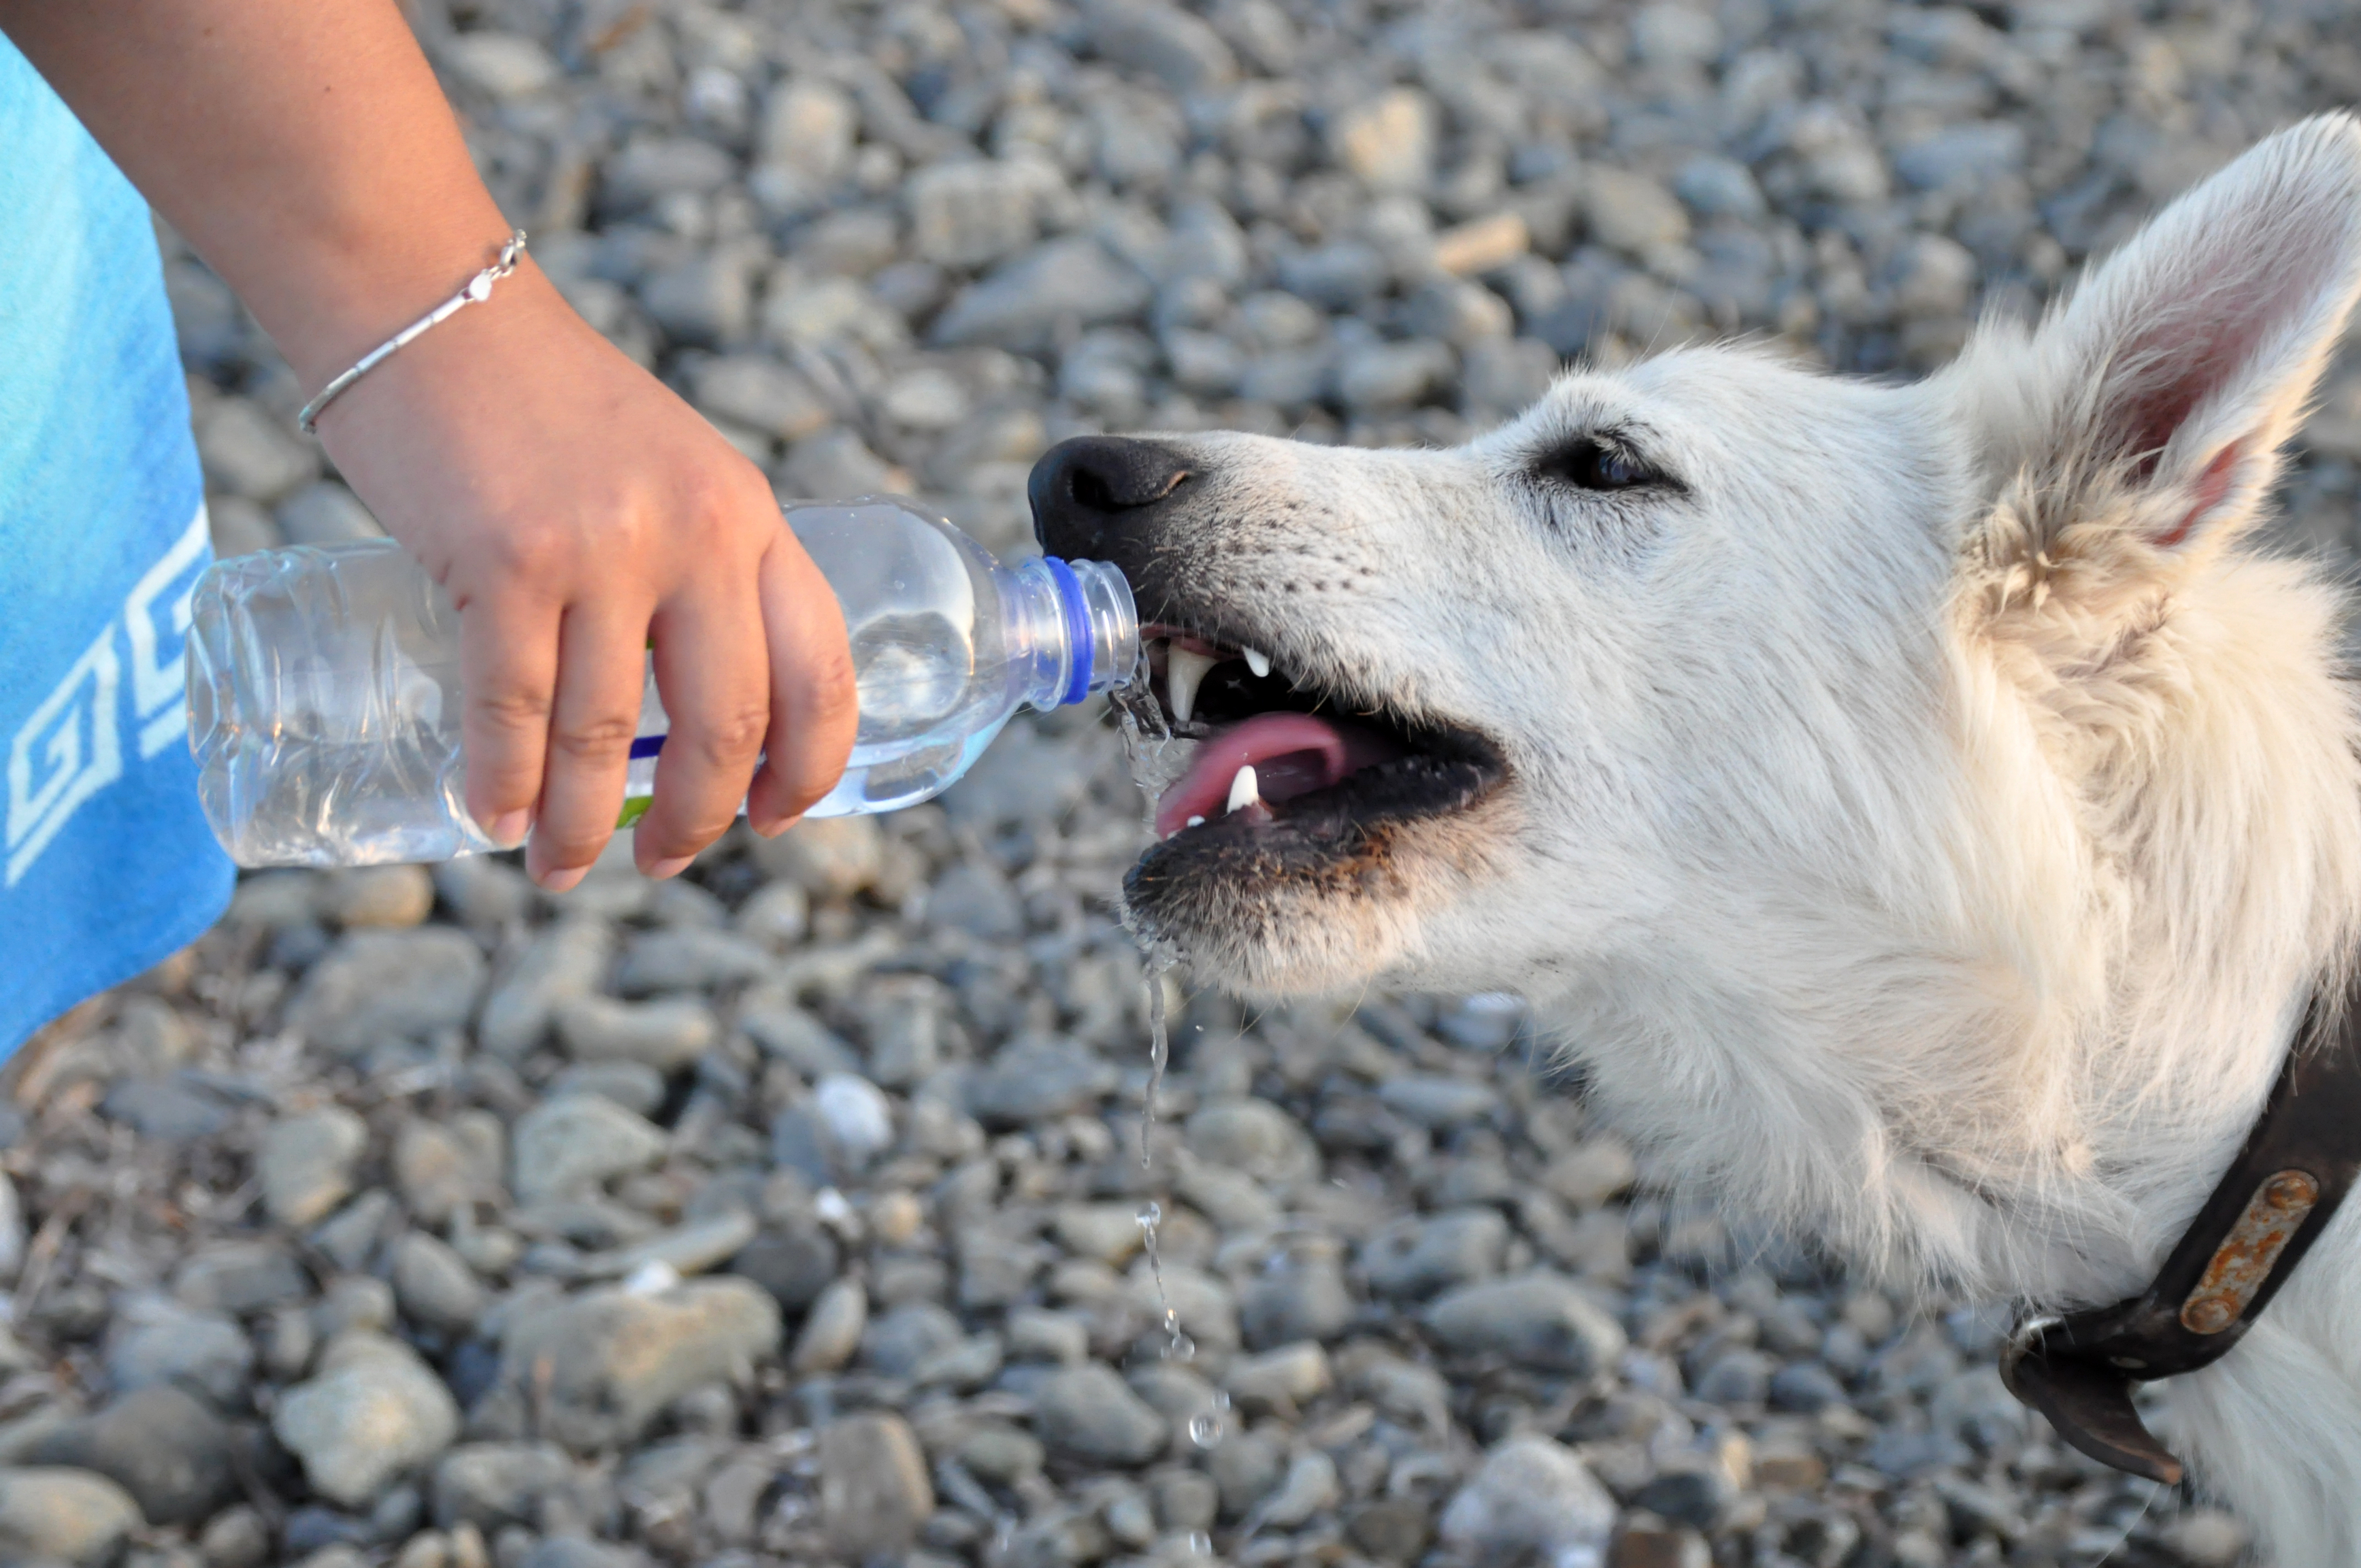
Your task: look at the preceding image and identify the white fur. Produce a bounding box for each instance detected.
[1134,116,2361,1558]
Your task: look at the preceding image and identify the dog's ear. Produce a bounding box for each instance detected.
[1980,113,2361,555]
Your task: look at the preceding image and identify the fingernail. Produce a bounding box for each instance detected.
[489,810,530,849]
[750,815,802,839]
[539,866,587,894]
[646,854,693,880]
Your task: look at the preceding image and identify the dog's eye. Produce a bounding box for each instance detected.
[1534,438,1655,492]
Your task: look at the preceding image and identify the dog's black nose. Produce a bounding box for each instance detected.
[1029,436,1194,561]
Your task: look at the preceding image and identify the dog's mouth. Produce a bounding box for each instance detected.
[1132,626,1508,854]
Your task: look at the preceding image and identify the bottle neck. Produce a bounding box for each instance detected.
[1005,556,1140,712]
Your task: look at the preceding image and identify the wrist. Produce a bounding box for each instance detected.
[269,208,531,396]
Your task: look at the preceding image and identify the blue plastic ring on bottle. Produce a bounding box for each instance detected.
[1043,556,1093,707]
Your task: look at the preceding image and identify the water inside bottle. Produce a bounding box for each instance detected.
[189,544,493,867]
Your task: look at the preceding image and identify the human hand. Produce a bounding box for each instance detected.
[310,262,857,890]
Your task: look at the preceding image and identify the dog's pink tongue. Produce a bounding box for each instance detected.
[1155,713,1405,839]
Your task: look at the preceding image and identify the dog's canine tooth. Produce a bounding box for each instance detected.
[1242,647,1271,679]
[1166,647,1219,725]
[1225,765,1259,815]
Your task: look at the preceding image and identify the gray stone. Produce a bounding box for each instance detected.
[965,1035,1119,1127]
[1329,89,1435,193]
[273,1333,461,1508]
[391,1233,486,1335]
[1691,1347,1774,1406]
[103,1298,252,1407]
[101,1075,233,1141]
[1336,339,1455,412]
[1253,1448,1339,1530]
[443,32,559,99]
[601,135,734,212]
[1631,1462,1737,1531]
[0,1467,142,1565]
[818,1412,934,1557]
[510,1094,668,1205]
[1225,1341,1332,1416]
[1185,1097,1317,1186]
[1239,1260,1355,1348]
[638,252,750,348]
[747,814,880,897]
[906,159,1059,271]
[1275,242,1387,310]
[174,1239,311,1316]
[498,1281,780,1450]
[811,1071,895,1167]
[689,356,832,442]
[24,1385,235,1525]
[552,996,718,1072]
[260,1107,369,1229]
[1374,1075,1500,1129]
[1768,1359,1847,1413]
[431,1442,574,1531]
[860,1301,963,1378]
[930,238,1152,352]
[1209,1430,1285,1518]
[288,929,486,1054]
[1894,122,2027,191]
[197,397,317,503]
[1583,167,1690,254]
[517,1541,647,1568]
[1084,0,1235,92]
[778,427,908,497]
[789,1278,867,1373]
[313,1189,398,1275]
[759,79,857,182]
[276,481,384,546]
[393,1112,505,1225]
[581,1210,758,1282]
[614,928,773,996]
[1675,155,1768,220]
[479,921,612,1059]
[1437,1437,1616,1565]
[1362,1208,1508,1299]
[731,1223,840,1312]
[547,1060,667,1117]
[1423,1273,1627,1375]
[1031,1364,1168,1465]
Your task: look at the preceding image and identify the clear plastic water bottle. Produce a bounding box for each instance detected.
[187,497,1138,867]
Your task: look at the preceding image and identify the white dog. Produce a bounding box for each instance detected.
[1031,114,2361,1559]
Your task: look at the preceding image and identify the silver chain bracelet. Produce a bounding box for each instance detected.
[297,229,531,435]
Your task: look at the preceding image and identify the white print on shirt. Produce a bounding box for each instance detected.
[6,501,210,887]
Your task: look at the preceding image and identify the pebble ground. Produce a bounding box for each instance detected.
[23,0,2361,1564]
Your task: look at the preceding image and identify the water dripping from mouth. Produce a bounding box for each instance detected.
[1115,650,1221,1444]
[1134,1200,1193,1361]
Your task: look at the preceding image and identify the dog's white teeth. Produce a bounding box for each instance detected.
[1225,765,1260,816]
[1242,646,1272,680]
[1186,814,1205,828]
[1166,646,1218,726]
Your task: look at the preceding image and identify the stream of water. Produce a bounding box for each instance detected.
[1108,658,1227,1454]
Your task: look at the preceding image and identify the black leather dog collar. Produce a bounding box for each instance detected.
[2001,975,2361,1484]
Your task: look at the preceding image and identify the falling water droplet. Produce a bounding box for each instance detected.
[1187,1531,1213,1558]
[1188,1410,1224,1446]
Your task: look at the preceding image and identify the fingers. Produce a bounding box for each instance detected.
[747,534,858,835]
[636,583,771,875]
[458,593,559,850]
[527,603,650,891]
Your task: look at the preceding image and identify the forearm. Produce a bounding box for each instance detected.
[0,0,519,391]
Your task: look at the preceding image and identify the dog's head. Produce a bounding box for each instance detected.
[1034,116,2361,1027]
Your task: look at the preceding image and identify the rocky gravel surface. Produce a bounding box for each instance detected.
[29,0,2361,1563]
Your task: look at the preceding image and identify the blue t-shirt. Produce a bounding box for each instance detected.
[0,35,235,1054]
